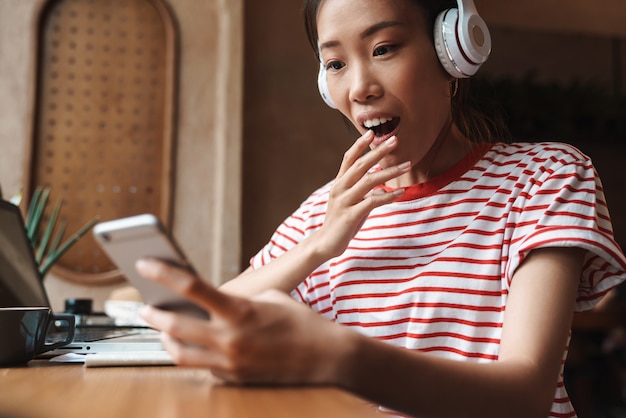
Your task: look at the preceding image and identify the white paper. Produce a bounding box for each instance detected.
[84,351,174,367]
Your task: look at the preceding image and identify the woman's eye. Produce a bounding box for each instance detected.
[373,45,393,56]
[326,61,344,71]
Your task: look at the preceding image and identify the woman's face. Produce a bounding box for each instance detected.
[317,0,454,169]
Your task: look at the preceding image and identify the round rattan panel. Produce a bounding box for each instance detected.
[29,0,176,284]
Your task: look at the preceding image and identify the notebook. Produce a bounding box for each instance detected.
[0,199,163,357]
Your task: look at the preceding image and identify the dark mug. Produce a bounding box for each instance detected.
[0,307,75,366]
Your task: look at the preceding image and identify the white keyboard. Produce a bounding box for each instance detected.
[84,351,174,367]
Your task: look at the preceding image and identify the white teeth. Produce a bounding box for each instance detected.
[363,117,390,128]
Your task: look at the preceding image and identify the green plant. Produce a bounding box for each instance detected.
[1,186,99,277]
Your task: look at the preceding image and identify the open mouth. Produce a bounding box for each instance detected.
[363,117,400,137]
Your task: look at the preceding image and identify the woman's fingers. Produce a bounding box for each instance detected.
[140,304,218,348]
[331,157,409,211]
[139,277,347,384]
[338,131,393,184]
[159,332,242,381]
[335,135,410,199]
[361,186,405,209]
[336,130,375,178]
[350,159,410,201]
[135,258,241,318]
[318,134,409,257]
[158,332,216,367]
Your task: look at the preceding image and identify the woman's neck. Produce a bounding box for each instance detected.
[387,122,472,188]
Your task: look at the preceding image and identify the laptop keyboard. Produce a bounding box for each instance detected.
[72,327,144,342]
[46,326,147,344]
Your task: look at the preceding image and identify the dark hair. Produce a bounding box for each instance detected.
[303,0,509,143]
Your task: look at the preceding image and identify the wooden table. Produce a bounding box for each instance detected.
[0,361,381,418]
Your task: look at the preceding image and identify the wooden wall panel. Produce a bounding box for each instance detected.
[0,0,242,311]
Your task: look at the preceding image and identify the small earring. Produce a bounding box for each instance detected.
[449,79,459,98]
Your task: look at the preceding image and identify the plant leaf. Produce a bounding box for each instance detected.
[47,218,67,260]
[27,187,50,244]
[26,187,42,228]
[39,216,100,277]
[36,198,63,264]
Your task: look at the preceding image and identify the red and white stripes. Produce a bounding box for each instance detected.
[251,141,626,417]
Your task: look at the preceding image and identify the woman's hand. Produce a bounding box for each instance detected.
[316,130,410,258]
[219,130,410,298]
[137,259,355,384]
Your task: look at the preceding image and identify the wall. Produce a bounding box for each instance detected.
[0,0,243,312]
[241,0,353,264]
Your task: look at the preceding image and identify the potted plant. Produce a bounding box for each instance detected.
[0,184,99,277]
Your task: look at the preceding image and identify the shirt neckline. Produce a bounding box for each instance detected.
[378,142,493,201]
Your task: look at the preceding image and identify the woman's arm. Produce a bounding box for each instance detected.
[220,131,408,297]
[340,246,582,418]
[138,246,582,418]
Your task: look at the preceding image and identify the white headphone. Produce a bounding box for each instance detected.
[317,0,491,109]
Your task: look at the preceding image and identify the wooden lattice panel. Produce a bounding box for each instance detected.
[28,0,176,284]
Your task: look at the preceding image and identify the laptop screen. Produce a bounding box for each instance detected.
[0,200,50,308]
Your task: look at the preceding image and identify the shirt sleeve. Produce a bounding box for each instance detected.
[249,182,333,304]
[249,210,307,270]
[505,146,626,311]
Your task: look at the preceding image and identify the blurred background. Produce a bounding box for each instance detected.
[0,1,624,416]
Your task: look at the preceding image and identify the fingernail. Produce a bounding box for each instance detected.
[139,305,151,318]
[135,258,148,270]
[398,161,411,170]
[392,188,405,197]
[135,258,156,273]
[385,136,397,146]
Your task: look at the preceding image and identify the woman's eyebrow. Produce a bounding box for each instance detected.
[361,20,403,39]
[319,20,404,53]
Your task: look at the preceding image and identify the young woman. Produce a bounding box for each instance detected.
[137,0,626,416]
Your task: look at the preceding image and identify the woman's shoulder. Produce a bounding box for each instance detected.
[485,141,592,167]
[290,179,335,219]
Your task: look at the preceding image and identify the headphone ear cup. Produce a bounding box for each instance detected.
[457,7,491,66]
[317,63,337,109]
[434,8,480,78]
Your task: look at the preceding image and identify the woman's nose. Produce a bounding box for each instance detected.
[348,64,383,104]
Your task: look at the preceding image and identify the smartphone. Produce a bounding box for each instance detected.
[93,214,209,318]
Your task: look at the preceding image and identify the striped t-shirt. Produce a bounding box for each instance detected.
[250,141,626,417]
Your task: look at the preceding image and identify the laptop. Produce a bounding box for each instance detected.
[0,199,164,357]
